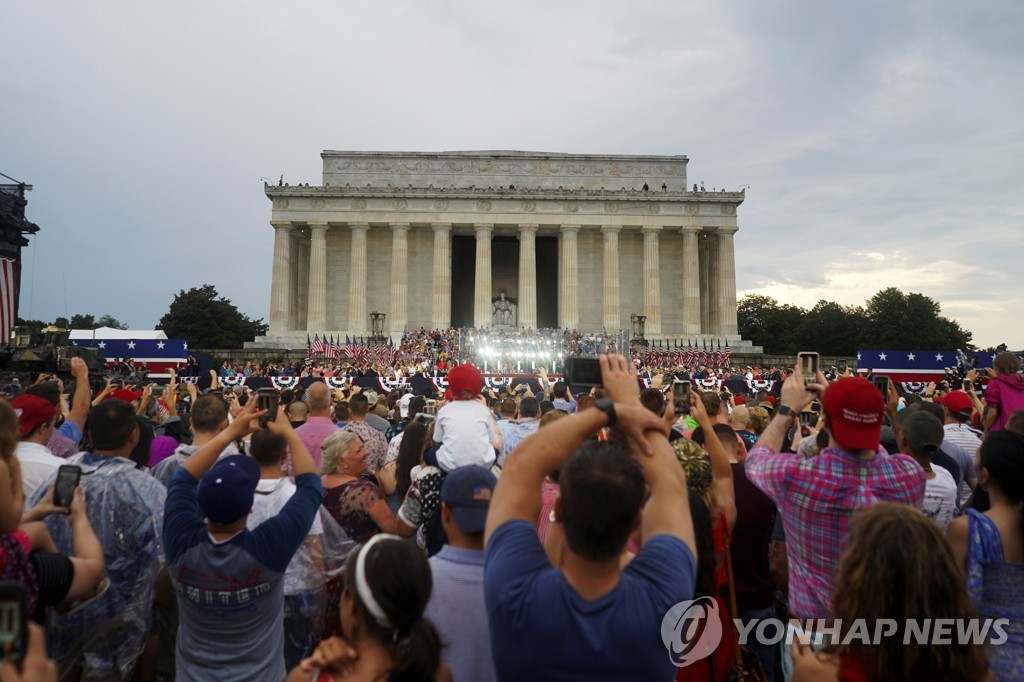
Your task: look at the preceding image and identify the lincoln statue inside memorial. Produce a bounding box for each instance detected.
[248,150,754,351]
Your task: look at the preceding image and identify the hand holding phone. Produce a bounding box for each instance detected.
[53,465,82,509]
[256,388,279,427]
[797,352,819,386]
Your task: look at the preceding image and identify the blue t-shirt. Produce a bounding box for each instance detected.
[484,520,695,681]
[164,468,323,682]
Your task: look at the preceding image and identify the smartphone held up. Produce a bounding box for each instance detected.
[797,352,819,386]
[256,388,279,427]
[672,381,691,415]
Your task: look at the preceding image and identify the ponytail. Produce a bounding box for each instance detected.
[389,617,443,682]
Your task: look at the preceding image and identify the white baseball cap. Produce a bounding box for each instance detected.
[399,393,414,418]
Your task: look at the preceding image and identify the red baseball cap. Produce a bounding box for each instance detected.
[10,394,57,438]
[936,391,972,418]
[447,364,483,400]
[822,377,885,451]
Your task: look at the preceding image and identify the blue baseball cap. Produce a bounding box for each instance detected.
[197,455,260,524]
[441,466,497,534]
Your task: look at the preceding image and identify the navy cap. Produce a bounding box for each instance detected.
[197,455,260,524]
[441,466,497,534]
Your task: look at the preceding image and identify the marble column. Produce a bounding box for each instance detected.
[473,224,493,328]
[641,225,662,337]
[558,225,580,329]
[431,223,452,330]
[707,234,720,335]
[269,221,293,335]
[289,230,303,331]
[518,224,538,329]
[389,223,409,333]
[348,222,369,333]
[601,225,621,331]
[717,226,739,337]
[680,226,702,336]
[699,234,711,335]
[307,223,328,332]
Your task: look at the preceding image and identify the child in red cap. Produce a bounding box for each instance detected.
[432,364,500,472]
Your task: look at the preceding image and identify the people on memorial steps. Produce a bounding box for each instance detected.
[5,349,1024,681]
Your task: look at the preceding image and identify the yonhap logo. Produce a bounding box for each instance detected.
[660,597,724,667]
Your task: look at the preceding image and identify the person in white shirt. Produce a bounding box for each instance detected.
[248,430,327,671]
[11,394,65,501]
[432,365,500,472]
[898,410,958,532]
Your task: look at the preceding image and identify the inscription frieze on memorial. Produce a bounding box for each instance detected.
[322,151,688,192]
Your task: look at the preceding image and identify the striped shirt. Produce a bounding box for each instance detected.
[425,546,496,682]
[746,444,925,619]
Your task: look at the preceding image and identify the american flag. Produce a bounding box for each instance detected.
[687,340,698,368]
[699,339,708,367]
[306,334,312,359]
[711,340,723,369]
[0,258,15,345]
[723,341,732,369]
[311,334,324,355]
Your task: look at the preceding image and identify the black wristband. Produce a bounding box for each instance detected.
[594,397,617,427]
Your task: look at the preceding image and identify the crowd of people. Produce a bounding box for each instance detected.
[1,347,1023,681]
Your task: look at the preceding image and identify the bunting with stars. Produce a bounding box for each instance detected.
[68,335,189,377]
[855,349,955,383]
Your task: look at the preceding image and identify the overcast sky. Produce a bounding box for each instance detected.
[4,0,1022,348]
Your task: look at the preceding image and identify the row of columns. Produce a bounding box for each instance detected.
[267,222,739,337]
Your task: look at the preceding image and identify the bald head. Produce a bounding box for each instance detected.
[306,382,331,416]
[730,405,750,429]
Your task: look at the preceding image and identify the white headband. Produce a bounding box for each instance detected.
[355,534,400,629]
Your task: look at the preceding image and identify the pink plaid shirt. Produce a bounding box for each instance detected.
[746,443,925,619]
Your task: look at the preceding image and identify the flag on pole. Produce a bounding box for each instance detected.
[306,334,312,359]
[723,340,732,369]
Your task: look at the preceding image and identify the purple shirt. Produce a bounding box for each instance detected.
[293,417,338,471]
[745,443,925,619]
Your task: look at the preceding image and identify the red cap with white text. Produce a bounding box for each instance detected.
[822,377,885,451]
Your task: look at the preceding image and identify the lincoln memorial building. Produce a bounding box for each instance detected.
[251,150,750,348]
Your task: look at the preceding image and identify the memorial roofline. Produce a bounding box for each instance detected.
[320,150,689,163]
[264,184,744,204]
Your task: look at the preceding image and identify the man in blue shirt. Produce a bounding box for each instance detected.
[163,401,323,682]
[484,354,697,681]
[425,466,498,682]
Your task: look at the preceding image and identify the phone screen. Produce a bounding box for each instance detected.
[797,352,819,383]
[0,583,29,670]
[564,358,603,388]
[673,381,691,415]
[54,465,81,509]
[872,376,890,397]
[256,389,279,424]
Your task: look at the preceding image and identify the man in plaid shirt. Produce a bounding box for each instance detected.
[746,366,925,624]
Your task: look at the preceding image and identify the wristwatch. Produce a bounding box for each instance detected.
[594,397,617,427]
[775,405,794,418]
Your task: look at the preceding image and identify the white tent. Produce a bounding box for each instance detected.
[69,327,168,341]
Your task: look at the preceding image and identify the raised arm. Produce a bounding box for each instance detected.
[754,366,824,453]
[485,354,665,544]
[181,401,261,479]
[67,358,92,431]
[62,486,105,606]
[691,389,736,531]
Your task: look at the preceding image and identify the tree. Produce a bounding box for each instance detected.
[158,285,268,349]
[793,301,868,357]
[861,288,973,350]
[96,315,129,330]
[737,295,805,354]
[69,314,96,329]
[66,313,128,330]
